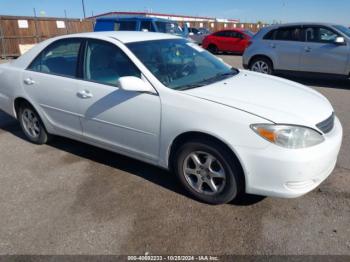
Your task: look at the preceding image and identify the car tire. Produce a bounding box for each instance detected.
[18,102,51,144]
[174,139,243,205]
[208,44,218,54]
[249,57,274,75]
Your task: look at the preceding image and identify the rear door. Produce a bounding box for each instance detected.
[212,31,229,51]
[231,31,248,53]
[223,31,241,52]
[267,26,304,71]
[22,38,83,137]
[299,26,349,75]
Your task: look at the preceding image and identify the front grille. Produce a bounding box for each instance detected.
[316,113,335,134]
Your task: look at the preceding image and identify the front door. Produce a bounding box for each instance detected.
[77,39,161,162]
[299,26,349,75]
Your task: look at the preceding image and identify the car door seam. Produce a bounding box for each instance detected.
[86,117,157,136]
[40,103,84,117]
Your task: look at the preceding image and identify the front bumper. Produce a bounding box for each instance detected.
[237,117,343,198]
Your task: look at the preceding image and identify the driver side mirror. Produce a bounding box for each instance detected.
[117,76,155,93]
[334,36,346,45]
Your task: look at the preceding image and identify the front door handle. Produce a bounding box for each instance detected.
[24,78,35,85]
[270,43,276,48]
[305,46,312,52]
[77,90,93,99]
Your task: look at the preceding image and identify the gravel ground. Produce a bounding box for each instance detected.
[0,56,349,255]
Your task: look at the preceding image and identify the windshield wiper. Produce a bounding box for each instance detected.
[177,68,239,91]
[177,83,207,91]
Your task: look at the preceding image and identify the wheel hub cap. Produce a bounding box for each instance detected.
[22,109,40,139]
[183,151,226,196]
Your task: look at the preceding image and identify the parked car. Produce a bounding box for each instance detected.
[188,27,209,45]
[0,32,342,204]
[94,16,189,38]
[243,23,350,76]
[202,29,254,54]
[198,28,211,35]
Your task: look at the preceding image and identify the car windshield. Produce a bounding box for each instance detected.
[334,25,350,38]
[156,21,183,35]
[127,39,239,90]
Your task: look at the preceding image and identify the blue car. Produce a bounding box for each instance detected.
[94,16,189,38]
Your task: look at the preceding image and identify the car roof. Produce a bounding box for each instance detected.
[266,22,340,29]
[10,31,182,69]
[215,28,248,33]
[53,31,180,44]
[96,16,174,23]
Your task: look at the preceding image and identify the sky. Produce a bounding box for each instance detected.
[0,0,349,25]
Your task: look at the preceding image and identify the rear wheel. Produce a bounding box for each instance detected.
[18,102,51,144]
[208,44,218,54]
[249,57,273,75]
[174,139,243,204]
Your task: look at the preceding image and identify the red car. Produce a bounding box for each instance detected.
[202,29,254,54]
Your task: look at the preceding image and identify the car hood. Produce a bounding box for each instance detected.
[184,70,334,127]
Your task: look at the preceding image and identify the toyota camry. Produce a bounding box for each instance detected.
[0,32,343,204]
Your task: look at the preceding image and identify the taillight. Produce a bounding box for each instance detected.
[247,40,252,47]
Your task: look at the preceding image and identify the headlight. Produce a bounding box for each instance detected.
[251,124,324,149]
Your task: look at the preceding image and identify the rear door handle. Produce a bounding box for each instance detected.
[24,78,35,85]
[305,46,312,52]
[77,90,93,99]
[270,43,276,48]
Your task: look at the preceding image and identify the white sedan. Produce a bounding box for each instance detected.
[0,32,343,204]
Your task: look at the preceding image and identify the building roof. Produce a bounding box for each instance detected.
[88,11,239,23]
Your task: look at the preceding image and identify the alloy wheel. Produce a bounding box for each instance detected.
[182,151,226,195]
[251,60,270,74]
[21,108,40,139]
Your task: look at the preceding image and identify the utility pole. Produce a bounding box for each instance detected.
[81,0,86,19]
[33,8,40,42]
[64,10,69,34]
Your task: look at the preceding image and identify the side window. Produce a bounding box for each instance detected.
[192,28,199,34]
[264,29,277,40]
[305,27,339,43]
[214,31,228,37]
[28,39,81,77]
[228,31,238,38]
[140,21,155,32]
[275,27,302,41]
[114,21,136,31]
[84,40,141,86]
[155,22,167,33]
[235,32,244,39]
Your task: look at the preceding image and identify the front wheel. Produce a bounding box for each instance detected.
[174,140,243,204]
[249,57,273,75]
[18,103,51,144]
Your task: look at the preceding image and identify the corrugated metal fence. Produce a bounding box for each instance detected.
[0,15,94,58]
